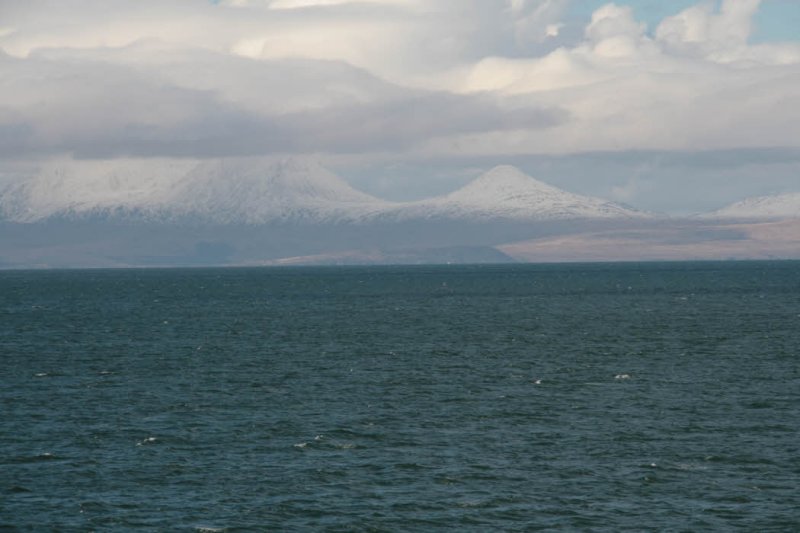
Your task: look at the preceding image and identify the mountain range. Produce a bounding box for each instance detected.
[1,157,798,267]
[0,158,387,224]
[0,157,648,224]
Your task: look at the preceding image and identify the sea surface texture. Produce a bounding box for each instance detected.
[2,262,799,531]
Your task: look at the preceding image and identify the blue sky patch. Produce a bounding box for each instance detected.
[567,0,800,43]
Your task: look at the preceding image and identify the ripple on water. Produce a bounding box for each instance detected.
[2,263,799,530]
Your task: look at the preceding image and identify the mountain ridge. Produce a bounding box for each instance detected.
[701,192,800,220]
[163,157,391,224]
[0,158,652,224]
[390,165,649,221]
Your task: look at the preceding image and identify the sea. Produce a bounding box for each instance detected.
[1,261,799,531]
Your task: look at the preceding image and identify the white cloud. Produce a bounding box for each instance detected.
[656,0,760,51]
[585,3,644,42]
[653,0,799,65]
[265,0,422,9]
[545,23,562,38]
[509,0,569,46]
[436,1,800,157]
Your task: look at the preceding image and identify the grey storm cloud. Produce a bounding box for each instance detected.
[0,50,566,158]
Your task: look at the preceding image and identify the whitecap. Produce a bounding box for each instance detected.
[676,462,708,471]
[614,374,631,380]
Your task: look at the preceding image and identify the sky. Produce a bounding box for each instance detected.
[0,0,799,214]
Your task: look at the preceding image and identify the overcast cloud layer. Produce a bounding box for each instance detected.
[1,0,799,213]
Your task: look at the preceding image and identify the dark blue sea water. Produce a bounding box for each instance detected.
[2,262,799,531]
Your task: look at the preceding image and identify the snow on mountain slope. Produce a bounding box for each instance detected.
[702,192,800,220]
[390,165,650,221]
[0,160,649,225]
[0,157,391,224]
[0,158,193,222]
[166,157,390,223]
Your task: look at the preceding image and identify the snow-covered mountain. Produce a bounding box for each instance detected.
[702,192,800,220]
[0,160,649,224]
[393,165,649,221]
[165,158,389,223]
[0,157,391,224]
[0,158,192,222]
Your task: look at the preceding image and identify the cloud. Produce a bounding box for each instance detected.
[440,1,800,157]
[655,0,800,64]
[509,0,569,46]
[0,46,564,159]
[656,0,761,52]
[0,0,798,166]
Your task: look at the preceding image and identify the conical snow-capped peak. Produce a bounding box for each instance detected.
[701,192,800,220]
[393,165,649,221]
[444,165,565,203]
